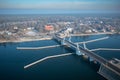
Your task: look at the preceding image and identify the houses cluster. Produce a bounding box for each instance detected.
[0,15,119,41]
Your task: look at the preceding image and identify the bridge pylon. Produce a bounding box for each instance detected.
[89,57,94,62]
[68,35,71,42]
[61,37,66,45]
[76,43,82,55]
[83,42,87,50]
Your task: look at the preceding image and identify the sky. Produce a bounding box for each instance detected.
[0,0,120,14]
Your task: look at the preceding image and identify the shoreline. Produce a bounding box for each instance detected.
[0,32,119,43]
[60,32,117,38]
[0,37,52,43]
[71,32,116,36]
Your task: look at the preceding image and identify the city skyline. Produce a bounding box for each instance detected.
[0,0,120,14]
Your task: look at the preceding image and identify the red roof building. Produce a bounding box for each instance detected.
[45,25,54,31]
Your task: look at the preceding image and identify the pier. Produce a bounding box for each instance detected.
[90,48,120,51]
[24,53,73,69]
[17,45,61,50]
[76,36,109,44]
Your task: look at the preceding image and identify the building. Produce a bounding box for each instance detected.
[85,29,92,33]
[44,25,54,31]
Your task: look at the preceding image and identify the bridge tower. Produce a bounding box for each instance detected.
[89,57,94,62]
[83,42,94,62]
[76,43,82,55]
[83,42,87,50]
[61,37,66,45]
[68,35,71,42]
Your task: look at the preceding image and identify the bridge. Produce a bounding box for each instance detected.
[17,32,120,80]
[53,34,120,80]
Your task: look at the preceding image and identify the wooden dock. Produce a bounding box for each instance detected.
[17,45,61,50]
[90,48,120,51]
[24,53,73,69]
[76,37,109,44]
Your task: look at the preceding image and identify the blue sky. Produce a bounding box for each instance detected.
[0,0,120,14]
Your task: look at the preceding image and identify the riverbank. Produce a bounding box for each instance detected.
[0,32,119,43]
[0,37,52,43]
[59,32,117,38]
[71,32,116,36]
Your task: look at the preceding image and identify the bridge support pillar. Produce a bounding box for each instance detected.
[61,38,66,45]
[76,49,82,55]
[89,57,94,62]
[68,36,71,42]
[83,42,87,50]
[76,43,83,55]
[82,54,89,59]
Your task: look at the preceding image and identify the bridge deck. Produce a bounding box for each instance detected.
[53,35,120,75]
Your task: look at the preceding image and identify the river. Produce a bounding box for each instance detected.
[0,34,120,80]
